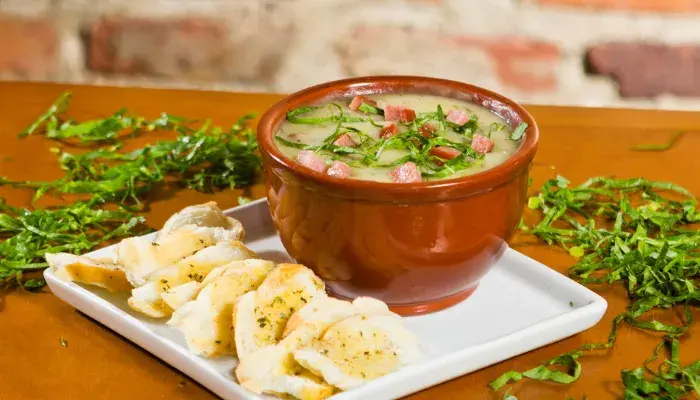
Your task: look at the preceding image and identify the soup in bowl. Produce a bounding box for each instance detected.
[275,93,524,183]
[257,76,539,315]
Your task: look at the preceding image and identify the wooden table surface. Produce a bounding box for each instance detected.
[1,81,699,400]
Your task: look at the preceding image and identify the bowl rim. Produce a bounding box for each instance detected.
[257,75,539,199]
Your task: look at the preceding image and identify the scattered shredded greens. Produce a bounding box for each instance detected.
[277,102,526,180]
[0,92,262,288]
[0,199,144,286]
[491,176,700,399]
[630,131,685,152]
[19,92,190,144]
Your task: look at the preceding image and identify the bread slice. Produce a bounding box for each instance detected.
[160,250,252,310]
[159,202,244,241]
[116,225,215,287]
[128,241,257,318]
[293,314,422,390]
[235,297,396,400]
[233,264,327,361]
[160,281,202,311]
[167,259,274,357]
[282,296,396,339]
[237,345,335,400]
[45,253,131,292]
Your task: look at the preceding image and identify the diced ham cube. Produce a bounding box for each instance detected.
[327,160,351,179]
[333,133,356,147]
[419,123,436,138]
[297,150,327,173]
[391,162,422,183]
[379,124,399,139]
[348,95,377,111]
[384,104,416,123]
[446,109,470,126]
[471,135,494,154]
[429,146,462,160]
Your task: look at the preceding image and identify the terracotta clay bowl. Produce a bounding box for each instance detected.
[257,76,539,316]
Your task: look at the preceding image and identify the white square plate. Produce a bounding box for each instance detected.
[44,199,607,400]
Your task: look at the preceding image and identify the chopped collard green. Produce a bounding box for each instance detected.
[630,131,685,152]
[0,92,261,288]
[491,176,700,399]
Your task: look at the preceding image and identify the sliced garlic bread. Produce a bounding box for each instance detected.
[282,296,396,339]
[293,314,422,390]
[116,225,215,287]
[235,297,396,400]
[160,280,202,311]
[127,282,166,317]
[159,202,244,241]
[46,253,131,292]
[234,264,327,361]
[160,256,244,311]
[237,344,335,400]
[167,259,274,357]
[128,241,257,318]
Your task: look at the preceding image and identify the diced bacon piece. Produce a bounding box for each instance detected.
[471,135,494,154]
[348,95,377,111]
[333,133,356,147]
[446,109,470,126]
[379,124,399,139]
[429,146,462,160]
[391,162,422,183]
[384,104,416,123]
[419,123,436,138]
[327,161,351,179]
[297,150,327,173]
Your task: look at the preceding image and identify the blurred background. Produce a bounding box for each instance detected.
[2,0,700,110]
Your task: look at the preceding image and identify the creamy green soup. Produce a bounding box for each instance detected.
[275,93,526,183]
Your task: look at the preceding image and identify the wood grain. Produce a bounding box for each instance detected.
[1,81,699,400]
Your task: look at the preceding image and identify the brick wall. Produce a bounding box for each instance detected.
[2,0,700,110]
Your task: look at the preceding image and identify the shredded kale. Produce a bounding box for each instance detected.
[449,114,479,136]
[509,122,528,141]
[19,92,189,144]
[0,92,262,288]
[358,103,384,116]
[630,131,684,152]
[490,176,700,399]
[489,122,507,138]
[286,105,365,125]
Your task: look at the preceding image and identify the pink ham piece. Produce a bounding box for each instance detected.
[391,162,422,183]
[446,109,470,126]
[348,95,377,111]
[379,124,399,139]
[419,123,436,138]
[471,135,494,154]
[297,150,327,173]
[333,133,356,147]
[327,160,351,178]
[429,146,461,161]
[384,104,416,123]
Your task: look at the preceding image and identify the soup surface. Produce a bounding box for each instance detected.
[275,93,526,183]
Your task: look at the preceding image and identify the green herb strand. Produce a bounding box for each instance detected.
[509,122,528,141]
[630,131,685,152]
[491,176,700,399]
[1,92,262,288]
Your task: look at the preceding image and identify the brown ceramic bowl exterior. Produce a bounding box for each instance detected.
[257,76,539,316]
